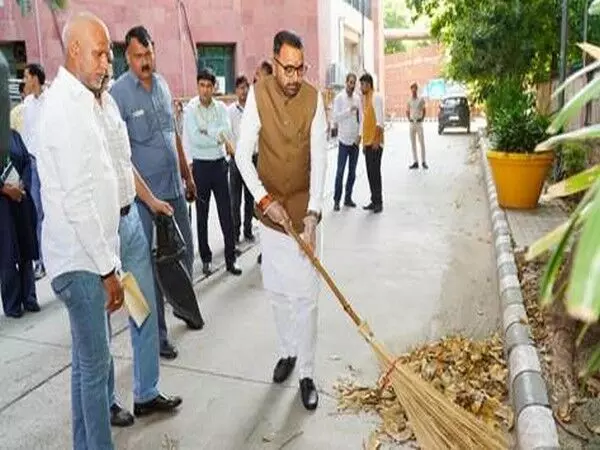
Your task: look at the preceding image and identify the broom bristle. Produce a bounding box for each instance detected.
[373,340,508,449]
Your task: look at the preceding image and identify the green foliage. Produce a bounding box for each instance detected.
[407,0,600,90]
[560,142,589,179]
[486,80,550,153]
[384,0,408,54]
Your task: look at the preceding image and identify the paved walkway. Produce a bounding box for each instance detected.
[0,121,500,449]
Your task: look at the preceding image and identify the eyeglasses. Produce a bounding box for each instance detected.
[273,58,308,77]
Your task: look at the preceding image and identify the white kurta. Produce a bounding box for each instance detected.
[234,84,328,378]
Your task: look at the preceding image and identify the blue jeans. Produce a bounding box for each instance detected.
[30,156,44,264]
[107,204,160,404]
[51,271,114,450]
[137,195,194,345]
[333,142,359,204]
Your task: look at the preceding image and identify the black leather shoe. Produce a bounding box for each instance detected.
[244,232,255,242]
[5,310,23,318]
[173,311,204,330]
[110,403,134,427]
[422,162,429,169]
[300,378,318,410]
[234,247,242,257]
[344,200,357,207]
[133,393,182,417]
[272,357,297,383]
[409,162,419,169]
[202,262,213,276]
[226,263,242,276]
[363,203,375,210]
[24,303,41,313]
[333,202,340,211]
[373,205,383,214]
[160,341,178,360]
[257,254,262,264]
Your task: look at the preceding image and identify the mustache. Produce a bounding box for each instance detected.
[141,64,151,72]
[285,82,301,90]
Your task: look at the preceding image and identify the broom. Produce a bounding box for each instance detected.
[285,223,508,449]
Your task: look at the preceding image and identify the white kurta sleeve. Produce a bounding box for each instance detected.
[308,93,328,213]
[235,87,268,202]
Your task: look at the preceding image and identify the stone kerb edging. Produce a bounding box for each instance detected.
[478,130,560,450]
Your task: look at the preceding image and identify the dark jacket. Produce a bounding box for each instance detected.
[0,130,39,272]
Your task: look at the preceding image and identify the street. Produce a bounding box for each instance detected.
[0,121,500,449]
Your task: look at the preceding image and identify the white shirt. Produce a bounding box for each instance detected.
[332,90,362,146]
[22,91,46,158]
[228,101,258,156]
[95,92,136,208]
[235,86,328,213]
[37,67,121,280]
[408,96,425,121]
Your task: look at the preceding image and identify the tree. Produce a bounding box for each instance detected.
[406,0,600,93]
[384,0,408,54]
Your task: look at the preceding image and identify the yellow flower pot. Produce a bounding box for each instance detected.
[486,150,554,209]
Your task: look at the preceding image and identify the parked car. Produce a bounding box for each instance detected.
[438,94,471,134]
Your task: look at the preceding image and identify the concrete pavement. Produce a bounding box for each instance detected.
[0,121,501,449]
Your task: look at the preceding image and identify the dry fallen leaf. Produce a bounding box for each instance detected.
[334,333,512,445]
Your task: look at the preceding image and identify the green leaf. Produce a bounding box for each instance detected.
[539,181,600,306]
[547,77,600,134]
[590,0,600,16]
[544,165,600,199]
[566,182,600,322]
[551,60,600,102]
[536,124,600,151]
[526,204,590,260]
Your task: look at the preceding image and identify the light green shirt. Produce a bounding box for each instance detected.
[182,96,231,161]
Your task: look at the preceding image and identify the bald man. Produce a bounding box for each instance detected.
[36,13,121,450]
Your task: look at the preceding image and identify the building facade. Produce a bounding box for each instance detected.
[0,0,383,100]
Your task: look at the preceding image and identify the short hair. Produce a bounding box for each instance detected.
[25,63,45,86]
[346,72,357,82]
[259,60,273,75]
[410,82,418,89]
[18,82,25,94]
[273,30,303,55]
[235,75,249,88]
[197,68,216,85]
[359,73,374,88]
[125,25,152,48]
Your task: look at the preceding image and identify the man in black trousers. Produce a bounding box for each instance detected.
[182,68,242,276]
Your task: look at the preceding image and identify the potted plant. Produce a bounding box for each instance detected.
[486,82,553,209]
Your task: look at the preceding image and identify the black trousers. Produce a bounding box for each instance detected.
[229,155,255,240]
[364,146,383,206]
[192,158,236,265]
[0,260,37,316]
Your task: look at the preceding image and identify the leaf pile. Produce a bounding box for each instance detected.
[333,334,513,446]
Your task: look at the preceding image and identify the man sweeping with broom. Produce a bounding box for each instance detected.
[234,30,327,411]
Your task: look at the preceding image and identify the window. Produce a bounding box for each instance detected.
[344,0,372,19]
[196,44,235,94]
[112,43,128,79]
[0,41,27,78]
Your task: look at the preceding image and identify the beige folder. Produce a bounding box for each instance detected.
[121,272,150,327]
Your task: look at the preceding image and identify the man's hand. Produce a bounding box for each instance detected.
[103,273,124,313]
[184,176,197,202]
[1,183,25,202]
[354,135,362,147]
[300,215,318,253]
[224,140,235,157]
[264,200,290,227]
[149,197,174,216]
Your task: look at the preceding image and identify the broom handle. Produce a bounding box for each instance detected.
[286,223,363,327]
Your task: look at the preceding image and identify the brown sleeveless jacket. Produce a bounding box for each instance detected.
[254,75,318,234]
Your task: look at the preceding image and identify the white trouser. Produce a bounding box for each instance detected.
[409,121,426,163]
[259,223,320,379]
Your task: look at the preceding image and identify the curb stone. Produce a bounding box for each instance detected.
[478,129,560,449]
